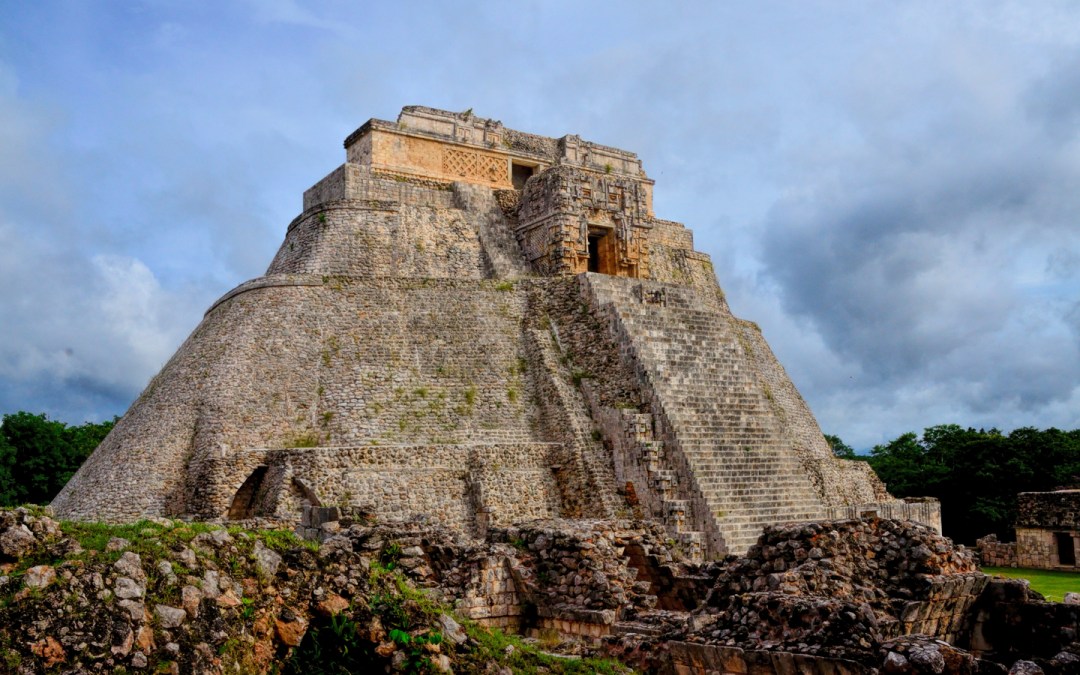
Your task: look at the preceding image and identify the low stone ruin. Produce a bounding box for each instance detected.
[3,508,1080,673]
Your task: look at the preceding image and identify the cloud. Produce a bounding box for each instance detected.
[754,31,1080,446]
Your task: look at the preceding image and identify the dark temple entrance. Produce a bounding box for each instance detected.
[587,227,615,274]
[511,162,535,190]
[1057,532,1076,566]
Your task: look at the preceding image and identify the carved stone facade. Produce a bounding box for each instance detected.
[343,106,653,279]
[53,107,929,559]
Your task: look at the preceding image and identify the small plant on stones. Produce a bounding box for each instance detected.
[389,628,443,671]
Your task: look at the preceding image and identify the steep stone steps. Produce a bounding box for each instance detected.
[583,274,827,555]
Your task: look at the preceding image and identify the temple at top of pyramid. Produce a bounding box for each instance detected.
[52,106,939,558]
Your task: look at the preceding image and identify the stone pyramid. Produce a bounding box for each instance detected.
[52,107,936,557]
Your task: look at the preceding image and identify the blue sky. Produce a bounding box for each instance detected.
[2,1,1079,449]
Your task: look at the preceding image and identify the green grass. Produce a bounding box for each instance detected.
[981,566,1080,602]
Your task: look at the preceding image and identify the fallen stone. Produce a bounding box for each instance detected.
[114,551,146,583]
[1009,661,1044,675]
[155,604,187,629]
[115,576,145,599]
[0,524,36,559]
[883,651,909,673]
[181,585,203,618]
[106,537,130,552]
[23,564,56,589]
[118,599,147,623]
[30,635,65,668]
[253,539,283,578]
[439,613,468,645]
[274,614,308,646]
[316,593,350,617]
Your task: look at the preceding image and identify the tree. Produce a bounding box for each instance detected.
[824,434,856,459]
[0,412,115,507]
[867,425,1080,544]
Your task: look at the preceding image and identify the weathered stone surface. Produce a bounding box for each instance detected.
[154,604,187,629]
[115,576,145,599]
[253,539,282,578]
[50,107,909,564]
[0,524,36,559]
[114,551,146,582]
[23,564,56,589]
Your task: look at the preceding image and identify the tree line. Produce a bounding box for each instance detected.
[0,412,115,507]
[828,425,1080,545]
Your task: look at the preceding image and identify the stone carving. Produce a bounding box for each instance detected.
[52,106,932,559]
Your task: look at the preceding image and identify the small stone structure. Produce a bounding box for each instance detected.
[52,106,937,558]
[977,490,1080,570]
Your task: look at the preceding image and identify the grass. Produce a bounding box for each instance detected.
[981,566,1080,602]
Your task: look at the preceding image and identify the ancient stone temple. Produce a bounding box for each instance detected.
[52,106,937,557]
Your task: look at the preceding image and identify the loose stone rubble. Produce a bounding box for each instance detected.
[3,508,1080,673]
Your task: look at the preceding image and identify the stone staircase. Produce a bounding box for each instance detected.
[615,410,704,560]
[583,274,826,555]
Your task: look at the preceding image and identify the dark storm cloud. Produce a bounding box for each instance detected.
[758,43,1080,432]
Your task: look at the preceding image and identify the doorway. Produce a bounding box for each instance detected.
[511,162,534,190]
[587,227,614,274]
[1056,532,1076,566]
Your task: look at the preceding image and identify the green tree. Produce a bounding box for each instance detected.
[867,424,1080,544]
[0,412,115,507]
[824,434,856,459]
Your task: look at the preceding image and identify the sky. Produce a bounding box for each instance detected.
[1,1,1079,450]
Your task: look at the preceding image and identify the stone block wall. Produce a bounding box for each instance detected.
[975,534,1018,567]
[268,199,485,279]
[55,277,563,521]
[259,444,560,533]
[302,163,456,212]
[665,642,866,675]
[969,578,1080,664]
[826,498,943,534]
[1017,490,1080,529]
[1015,527,1080,569]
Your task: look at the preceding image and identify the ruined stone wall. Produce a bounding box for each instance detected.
[976,534,1018,567]
[826,499,943,534]
[1018,491,1080,529]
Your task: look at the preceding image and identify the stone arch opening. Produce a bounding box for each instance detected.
[228,465,268,520]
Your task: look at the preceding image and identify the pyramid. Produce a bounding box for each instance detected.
[52,106,936,556]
